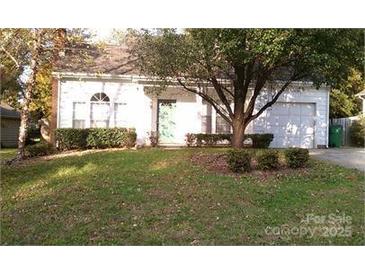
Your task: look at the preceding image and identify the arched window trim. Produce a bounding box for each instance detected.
[90,92,110,102]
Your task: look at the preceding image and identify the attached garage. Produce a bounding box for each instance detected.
[251,87,329,149]
[265,102,315,148]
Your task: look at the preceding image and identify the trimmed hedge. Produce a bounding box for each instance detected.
[86,128,136,148]
[284,148,309,168]
[257,150,279,170]
[25,143,55,158]
[227,149,252,172]
[55,128,137,150]
[185,133,273,148]
[55,128,88,150]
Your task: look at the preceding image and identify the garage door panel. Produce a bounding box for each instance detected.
[263,102,315,148]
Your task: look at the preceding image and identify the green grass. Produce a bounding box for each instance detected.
[1,148,364,245]
[0,148,17,161]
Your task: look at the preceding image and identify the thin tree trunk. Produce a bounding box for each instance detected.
[16,32,42,160]
[16,68,37,159]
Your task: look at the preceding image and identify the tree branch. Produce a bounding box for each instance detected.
[247,74,301,123]
[176,78,232,124]
[0,45,20,68]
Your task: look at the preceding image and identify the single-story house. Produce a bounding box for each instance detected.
[0,102,20,148]
[51,45,330,149]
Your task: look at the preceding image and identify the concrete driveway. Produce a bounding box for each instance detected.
[310,148,365,171]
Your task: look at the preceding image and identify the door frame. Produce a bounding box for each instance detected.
[157,99,177,143]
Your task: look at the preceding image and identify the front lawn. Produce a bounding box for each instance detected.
[0,148,17,161]
[1,148,364,245]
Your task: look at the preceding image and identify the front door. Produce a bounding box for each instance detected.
[158,100,176,144]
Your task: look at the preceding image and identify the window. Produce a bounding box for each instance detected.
[90,92,110,128]
[216,114,231,134]
[114,103,127,127]
[73,102,87,128]
[201,100,212,133]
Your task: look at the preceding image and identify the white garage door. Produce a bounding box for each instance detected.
[265,102,315,148]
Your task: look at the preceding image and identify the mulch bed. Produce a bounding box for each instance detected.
[190,152,310,180]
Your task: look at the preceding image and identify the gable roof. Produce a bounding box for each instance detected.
[54,44,139,75]
[0,103,20,119]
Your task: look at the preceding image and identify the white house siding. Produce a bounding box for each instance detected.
[252,86,330,148]
[57,76,329,148]
[58,78,151,145]
[149,87,201,144]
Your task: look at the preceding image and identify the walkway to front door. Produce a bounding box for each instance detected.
[158,100,177,144]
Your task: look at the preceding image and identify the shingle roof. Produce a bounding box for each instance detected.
[54,44,139,75]
[0,103,20,119]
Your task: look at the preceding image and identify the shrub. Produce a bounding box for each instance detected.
[148,131,159,147]
[25,143,55,158]
[257,150,279,170]
[247,134,274,148]
[55,128,89,150]
[185,133,196,147]
[227,149,252,172]
[86,128,136,148]
[55,128,136,150]
[349,117,365,147]
[284,148,309,168]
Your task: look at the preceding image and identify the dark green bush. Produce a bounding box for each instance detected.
[227,149,252,172]
[247,134,274,148]
[257,150,279,170]
[25,143,55,158]
[55,128,136,150]
[86,128,133,148]
[349,117,365,147]
[55,128,89,150]
[185,133,273,148]
[284,148,309,168]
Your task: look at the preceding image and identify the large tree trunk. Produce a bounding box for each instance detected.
[231,116,247,148]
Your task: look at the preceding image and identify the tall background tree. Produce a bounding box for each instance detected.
[130,29,364,148]
[0,28,91,160]
[329,68,364,118]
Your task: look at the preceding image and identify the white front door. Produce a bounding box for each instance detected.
[265,102,315,148]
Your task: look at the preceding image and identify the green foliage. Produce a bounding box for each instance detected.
[86,128,136,149]
[55,128,89,150]
[227,149,252,172]
[349,117,365,147]
[248,134,274,148]
[257,150,279,170]
[55,128,137,150]
[330,68,364,118]
[24,143,55,158]
[284,148,309,168]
